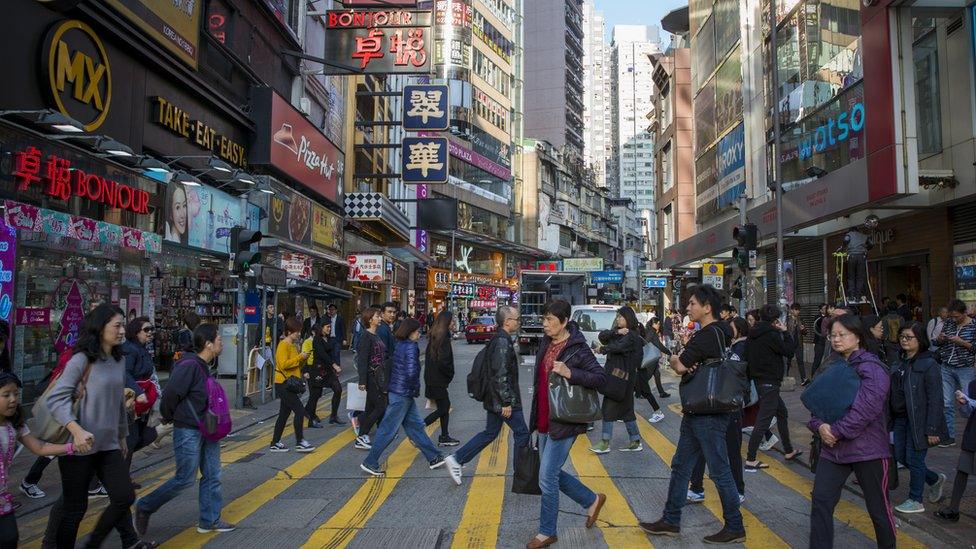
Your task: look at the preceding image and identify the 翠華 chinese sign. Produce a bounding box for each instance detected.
[402,84,449,131]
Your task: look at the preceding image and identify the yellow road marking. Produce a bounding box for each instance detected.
[636,416,789,548]
[568,437,653,547]
[21,398,341,548]
[659,405,927,547]
[301,423,440,549]
[164,429,356,548]
[451,426,509,549]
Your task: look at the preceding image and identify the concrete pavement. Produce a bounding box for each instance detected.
[10,341,969,548]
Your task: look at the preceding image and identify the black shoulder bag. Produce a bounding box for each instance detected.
[678,326,748,415]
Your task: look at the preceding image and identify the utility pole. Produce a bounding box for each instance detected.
[738,194,748,317]
[769,0,787,316]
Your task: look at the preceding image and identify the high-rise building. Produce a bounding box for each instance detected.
[609,25,661,260]
[523,0,586,156]
[582,0,610,189]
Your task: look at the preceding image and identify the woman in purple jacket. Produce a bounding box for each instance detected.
[809,314,896,549]
[526,300,607,548]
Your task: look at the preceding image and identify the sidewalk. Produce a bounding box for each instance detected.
[11,350,359,522]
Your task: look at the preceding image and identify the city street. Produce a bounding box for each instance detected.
[9,340,970,548]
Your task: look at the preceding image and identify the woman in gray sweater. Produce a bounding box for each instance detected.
[42,304,153,549]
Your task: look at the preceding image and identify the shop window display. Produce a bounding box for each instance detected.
[15,231,147,403]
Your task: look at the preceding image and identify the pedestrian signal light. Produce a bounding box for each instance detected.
[230,228,263,275]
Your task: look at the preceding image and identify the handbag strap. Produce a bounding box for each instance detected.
[711,324,730,360]
[72,358,93,402]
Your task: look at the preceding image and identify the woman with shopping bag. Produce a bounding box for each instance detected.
[353,307,389,449]
[526,299,607,548]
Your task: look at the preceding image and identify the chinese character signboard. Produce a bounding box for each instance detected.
[562,258,604,272]
[402,84,449,131]
[402,136,448,184]
[311,203,343,254]
[348,254,386,282]
[535,261,562,272]
[325,9,432,74]
[590,270,624,284]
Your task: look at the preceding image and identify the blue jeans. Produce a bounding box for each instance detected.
[892,417,938,502]
[454,409,530,465]
[137,427,222,527]
[941,365,975,438]
[601,419,640,442]
[538,434,597,536]
[363,392,442,469]
[663,414,744,532]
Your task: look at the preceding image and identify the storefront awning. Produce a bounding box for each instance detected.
[387,243,434,264]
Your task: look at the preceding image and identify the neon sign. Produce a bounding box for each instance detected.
[798,102,865,160]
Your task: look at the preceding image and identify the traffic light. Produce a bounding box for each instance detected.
[230,228,263,275]
[732,223,758,270]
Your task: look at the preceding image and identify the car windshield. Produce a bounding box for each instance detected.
[571,310,617,332]
[472,317,494,325]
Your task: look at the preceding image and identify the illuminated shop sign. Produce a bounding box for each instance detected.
[798,102,865,161]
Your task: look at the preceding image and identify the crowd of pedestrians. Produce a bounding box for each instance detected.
[3,288,975,549]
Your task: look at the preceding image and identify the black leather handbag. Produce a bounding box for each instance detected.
[277,368,307,395]
[548,373,602,424]
[679,328,748,415]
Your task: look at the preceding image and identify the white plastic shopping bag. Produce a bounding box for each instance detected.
[346,382,367,411]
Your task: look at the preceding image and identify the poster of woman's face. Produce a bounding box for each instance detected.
[165,182,189,245]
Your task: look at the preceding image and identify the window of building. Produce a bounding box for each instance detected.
[661,142,673,193]
[913,18,941,155]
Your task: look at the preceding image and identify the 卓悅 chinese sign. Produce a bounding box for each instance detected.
[402,84,449,131]
[11,146,151,215]
[402,136,448,184]
[324,9,432,74]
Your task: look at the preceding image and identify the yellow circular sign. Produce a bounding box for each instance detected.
[45,20,112,132]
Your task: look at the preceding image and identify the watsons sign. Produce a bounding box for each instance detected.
[798,102,865,160]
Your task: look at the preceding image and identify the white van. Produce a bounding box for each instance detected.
[570,304,620,365]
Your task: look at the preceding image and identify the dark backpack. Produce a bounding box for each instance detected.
[467,337,497,402]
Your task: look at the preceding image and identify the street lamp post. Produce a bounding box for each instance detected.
[769,0,787,315]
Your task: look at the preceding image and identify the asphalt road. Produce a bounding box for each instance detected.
[13,339,970,548]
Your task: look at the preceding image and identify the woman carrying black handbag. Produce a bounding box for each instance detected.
[269,318,315,453]
[590,306,644,454]
[305,322,344,428]
[526,300,607,549]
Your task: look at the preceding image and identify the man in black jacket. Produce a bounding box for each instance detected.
[444,305,528,485]
[744,305,802,471]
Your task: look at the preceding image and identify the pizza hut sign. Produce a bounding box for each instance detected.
[347,254,386,282]
[250,88,344,207]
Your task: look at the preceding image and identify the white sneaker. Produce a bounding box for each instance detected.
[20,481,45,499]
[355,435,372,450]
[296,440,316,453]
[686,490,705,503]
[741,426,754,435]
[649,411,665,423]
[739,493,746,504]
[445,455,463,485]
[759,434,779,452]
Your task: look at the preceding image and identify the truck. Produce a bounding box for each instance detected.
[516,270,588,355]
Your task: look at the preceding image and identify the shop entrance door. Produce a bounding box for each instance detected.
[869,254,929,322]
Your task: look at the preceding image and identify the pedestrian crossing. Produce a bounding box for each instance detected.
[17,396,947,548]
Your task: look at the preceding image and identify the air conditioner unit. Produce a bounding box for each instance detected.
[299,97,312,115]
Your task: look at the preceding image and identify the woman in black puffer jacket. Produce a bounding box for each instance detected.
[590,306,645,454]
[424,311,457,446]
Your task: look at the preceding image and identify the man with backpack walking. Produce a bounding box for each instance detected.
[444,306,528,485]
[134,324,235,537]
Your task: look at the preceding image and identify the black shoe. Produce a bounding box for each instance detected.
[429,456,447,469]
[438,435,460,447]
[938,438,956,448]
[639,518,680,537]
[659,392,671,398]
[703,528,746,544]
[934,509,960,522]
[308,420,324,429]
[328,416,346,425]
[134,509,151,537]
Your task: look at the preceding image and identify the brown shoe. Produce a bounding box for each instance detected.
[703,527,746,544]
[586,493,607,528]
[526,535,558,548]
[639,518,680,537]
